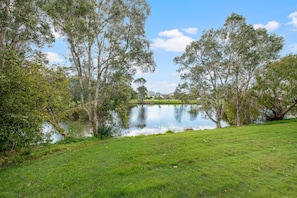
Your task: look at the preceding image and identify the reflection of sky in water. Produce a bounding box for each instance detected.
[44,105,228,140]
[124,105,227,136]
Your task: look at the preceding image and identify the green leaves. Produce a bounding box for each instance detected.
[253,55,297,120]
[0,0,54,55]
[43,0,155,134]
[175,13,284,127]
[0,48,72,151]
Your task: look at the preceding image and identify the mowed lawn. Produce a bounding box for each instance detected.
[1,119,297,197]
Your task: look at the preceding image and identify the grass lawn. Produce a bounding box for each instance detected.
[1,119,297,197]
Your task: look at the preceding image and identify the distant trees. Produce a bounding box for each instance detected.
[43,0,155,136]
[175,13,284,127]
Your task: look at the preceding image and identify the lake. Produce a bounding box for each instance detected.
[123,104,224,136]
[43,104,226,142]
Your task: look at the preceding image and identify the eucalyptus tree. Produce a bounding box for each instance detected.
[175,13,284,127]
[222,13,284,126]
[0,0,54,57]
[43,0,155,135]
[253,55,297,121]
[174,29,230,128]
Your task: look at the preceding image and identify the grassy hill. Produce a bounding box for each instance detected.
[1,119,297,197]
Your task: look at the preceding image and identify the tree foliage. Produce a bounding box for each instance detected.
[0,48,43,151]
[222,13,284,126]
[134,78,147,104]
[253,55,297,121]
[43,0,156,136]
[174,29,229,128]
[175,13,284,127]
[0,48,72,151]
[0,0,54,57]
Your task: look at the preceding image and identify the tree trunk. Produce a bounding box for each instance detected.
[47,119,66,137]
[236,108,242,126]
[92,112,99,136]
[216,121,222,128]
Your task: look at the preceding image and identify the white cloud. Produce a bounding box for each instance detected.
[253,21,280,31]
[288,11,297,30]
[147,81,177,93]
[152,29,195,52]
[182,27,198,34]
[44,52,64,63]
[158,29,184,38]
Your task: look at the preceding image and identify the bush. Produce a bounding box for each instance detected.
[96,125,114,140]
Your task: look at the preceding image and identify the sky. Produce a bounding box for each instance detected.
[44,0,297,94]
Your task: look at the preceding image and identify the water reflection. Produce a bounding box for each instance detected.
[124,104,225,136]
[135,105,147,128]
[44,105,226,140]
[174,105,184,123]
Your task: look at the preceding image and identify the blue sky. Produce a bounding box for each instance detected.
[44,0,297,94]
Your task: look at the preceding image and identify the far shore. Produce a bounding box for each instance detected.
[129,99,199,105]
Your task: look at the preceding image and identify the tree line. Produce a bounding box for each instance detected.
[174,13,297,128]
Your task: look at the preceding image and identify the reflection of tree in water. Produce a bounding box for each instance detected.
[174,105,186,123]
[135,105,147,128]
[189,105,199,121]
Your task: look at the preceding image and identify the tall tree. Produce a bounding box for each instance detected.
[222,13,284,126]
[175,29,230,128]
[252,55,297,120]
[175,13,284,127]
[43,0,155,136]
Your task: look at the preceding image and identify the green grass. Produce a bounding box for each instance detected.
[1,119,297,197]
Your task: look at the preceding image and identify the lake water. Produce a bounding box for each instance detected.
[43,104,226,142]
[123,104,224,136]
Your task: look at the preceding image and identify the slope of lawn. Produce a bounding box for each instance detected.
[0,119,297,197]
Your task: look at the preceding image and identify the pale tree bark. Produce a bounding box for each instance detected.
[44,0,155,136]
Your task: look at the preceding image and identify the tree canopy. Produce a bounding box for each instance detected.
[43,0,156,135]
[175,13,284,127]
[253,55,297,120]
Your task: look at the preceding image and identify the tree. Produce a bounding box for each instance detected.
[174,29,230,128]
[134,77,147,104]
[252,55,297,121]
[0,0,54,57]
[43,0,155,136]
[173,84,195,104]
[175,13,284,127]
[0,48,71,151]
[222,13,284,126]
[41,67,73,136]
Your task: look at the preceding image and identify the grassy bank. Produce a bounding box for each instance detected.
[1,119,297,197]
[129,99,198,105]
